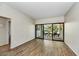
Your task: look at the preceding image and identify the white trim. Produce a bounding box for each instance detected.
[65,41,78,56]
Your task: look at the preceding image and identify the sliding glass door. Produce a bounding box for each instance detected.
[35,24,44,39]
[52,23,64,41]
[35,23,64,41]
[44,24,52,40]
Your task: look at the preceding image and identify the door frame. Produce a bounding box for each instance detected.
[8,20,11,48]
[35,22,64,42]
[0,16,11,49]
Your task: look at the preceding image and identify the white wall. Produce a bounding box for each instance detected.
[65,3,79,55]
[0,18,9,46]
[0,4,35,48]
[35,16,64,24]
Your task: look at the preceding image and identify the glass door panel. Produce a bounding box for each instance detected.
[53,24,64,41]
[36,24,44,39]
[44,24,52,40]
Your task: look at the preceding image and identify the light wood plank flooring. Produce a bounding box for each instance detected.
[0,44,9,53]
[0,39,76,56]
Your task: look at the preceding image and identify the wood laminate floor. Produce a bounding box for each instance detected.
[0,44,9,53]
[0,39,76,56]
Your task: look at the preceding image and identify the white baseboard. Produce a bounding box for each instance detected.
[65,42,78,56]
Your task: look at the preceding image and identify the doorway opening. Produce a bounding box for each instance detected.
[35,23,64,42]
[0,16,11,52]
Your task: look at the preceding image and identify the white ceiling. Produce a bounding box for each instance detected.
[7,2,74,20]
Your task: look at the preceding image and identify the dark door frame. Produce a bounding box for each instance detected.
[8,20,11,48]
[35,22,64,42]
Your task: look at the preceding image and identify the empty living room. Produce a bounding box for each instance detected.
[0,0,79,58]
